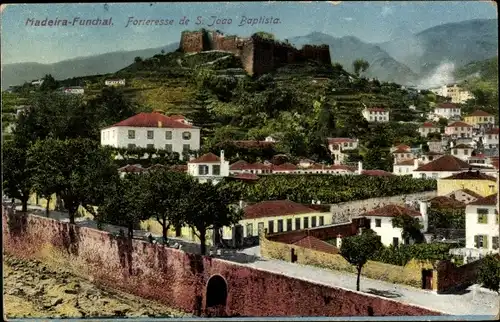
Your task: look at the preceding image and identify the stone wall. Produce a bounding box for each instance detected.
[330,191,437,224]
[179,31,204,53]
[2,206,444,317]
[435,258,486,294]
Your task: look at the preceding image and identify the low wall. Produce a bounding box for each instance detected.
[330,191,437,223]
[435,258,485,294]
[261,233,434,289]
[2,206,443,317]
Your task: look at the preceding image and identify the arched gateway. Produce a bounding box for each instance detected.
[205,274,228,316]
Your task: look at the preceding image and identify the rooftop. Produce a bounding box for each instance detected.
[485,128,499,135]
[327,138,358,144]
[415,155,471,172]
[243,200,317,220]
[188,153,221,164]
[429,196,465,209]
[447,121,472,128]
[441,171,496,181]
[469,193,498,206]
[361,170,394,176]
[363,204,422,218]
[366,107,386,112]
[467,110,493,117]
[292,236,339,254]
[105,112,196,129]
[421,122,438,128]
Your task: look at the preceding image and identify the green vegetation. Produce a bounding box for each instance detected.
[371,243,454,266]
[455,56,498,84]
[218,175,437,203]
[478,255,500,294]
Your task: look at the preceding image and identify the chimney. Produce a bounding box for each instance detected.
[419,201,429,232]
[336,234,342,249]
[414,159,419,170]
[158,121,163,128]
[357,161,363,175]
[220,150,225,163]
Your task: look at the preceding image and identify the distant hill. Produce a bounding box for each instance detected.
[289,32,419,85]
[1,43,179,90]
[454,56,498,84]
[378,19,498,76]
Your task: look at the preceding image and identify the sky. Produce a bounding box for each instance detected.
[1,1,497,64]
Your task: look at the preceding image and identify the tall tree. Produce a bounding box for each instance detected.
[353,59,370,77]
[142,168,195,243]
[2,140,33,212]
[340,229,383,291]
[188,89,218,140]
[179,182,243,255]
[88,87,137,127]
[391,214,425,244]
[39,74,59,92]
[478,255,500,294]
[28,138,118,224]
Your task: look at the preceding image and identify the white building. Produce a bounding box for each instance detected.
[327,138,359,165]
[483,128,499,150]
[393,159,422,176]
[412,155,473,179]
[187,151,230,184]
[105,79,126,86]
[362,107,389,122]
[100,112,200,156]
[464,194,499,259]
[61,86,84,95]
[445,121,473,138]
[363,204,428,247]
[450,144,474,161]
[31,79,44,86]
[418,122,441,137]
[430,84,474,104]
[433,103,461,119]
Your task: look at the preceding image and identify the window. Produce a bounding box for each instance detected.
[198,165,209,175]
[268,221,274,234]
[165,131,172,140]
[311,216,317,228]
[147,130,154,139]
[212,165,220,176]
[478,209,488,224]
[258,222,264,234]
[146,144,155,149]
[246,223,253,237]
[303,217,309,229]
[463,149,468,155]
[182,131,191,140]
[295,218,301,230]
[453,149,457,155]
[375,219,381,227]
[277,219,284,233]
[287,219,292,231]
[165,144,172,152]
[183,144,190,152]
[474,235,488,249]
[319,216,324,226]
[393,237,399,247]
[128,130,135,139]
[127,144,136,149]
[493,237,499,250]
[112,130,115,138]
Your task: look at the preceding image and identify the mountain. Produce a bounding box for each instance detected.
[378,19,498,76]
[1,43,179,90]
[454,56,498,83]
[289,32,419,85]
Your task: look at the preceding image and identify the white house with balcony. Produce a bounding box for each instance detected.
[362,204,428,247]
[461,194,499,262]
[327,138,359,165]
[105,79,126,86]
[100,112,200,157]
[187,151,230,184]
[433,103,461,119]
[362,107,389,123]
[483,128,499,150]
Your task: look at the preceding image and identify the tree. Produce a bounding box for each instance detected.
[141,168,195,243]
[88,86,137,127]
[28,138,118,224]
[253,31,275,40]
[340,229,383,291]
[39,74,59,92]
[188,89,218,140]
[353,59,370,77]
[391,214,425,244]
[363,147,393,172]
[134,56,143,63]
[478,255,500,294]
[179,182,243,255]
[2,140,33,212]
[160,49,165,54]
[97,174,148,239]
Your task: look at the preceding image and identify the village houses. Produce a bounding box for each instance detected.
[437,171,498,197]
[187,151,230,185]
[433,102,461,119]
[362,107,389,123]
[483,128,499,150]
[449,143,473,161]
[445,121,473,138]
[463,110,496,129]
[327,138,359,164]
[105,79,126,86]
[418,122,441,137]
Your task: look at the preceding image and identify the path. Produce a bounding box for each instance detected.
[13,204,500,316]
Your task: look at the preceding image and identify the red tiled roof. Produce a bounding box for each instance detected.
[429,196,465,209]
[327,138,357,144]
[243,200,317,220]
[395,159,419,166]
[437,103,458,109]
[361,170,394,176]
[169,114,186,120]
[469,193,497,206]
[118,164,144,173]
[230,173,260,181]
[485,128,499,135]
[457,189,484,200]
[467,110,493,117]
[469,153,486,159]
[441,171,496,181]
[273,163,298,171]
[395,144,411,151]
[106,112,196,129]
[147,164,167,171]
[229,160,249,170]
[447,121,472,128]
[424,151,443,156]
[492,159,499,170]
[292,236,339,254]
[188,153,220,164]
[367,107,386,112]
[415,155,471,172]
[363,205,422,218]
[421,122,438,128]
[393,148,411,154]
[170,164,187,172]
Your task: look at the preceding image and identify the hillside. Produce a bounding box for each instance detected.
[379,19,498,76]
[289,33,419,85]
[454,56,498,84]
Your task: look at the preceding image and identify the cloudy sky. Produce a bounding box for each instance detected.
[1,1,497,64]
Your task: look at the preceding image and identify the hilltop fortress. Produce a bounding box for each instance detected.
[179,29,332,76]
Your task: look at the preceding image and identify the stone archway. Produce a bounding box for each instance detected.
[205,274,228,315]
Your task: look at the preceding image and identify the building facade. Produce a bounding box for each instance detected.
[463,110,495,129]
[437,171,498,197]
[362,108,389,122]
[433,103,461,119]
[465,194,499,258]
[187,152,230,184]
[445,121,473,138]
[418,122,441,137]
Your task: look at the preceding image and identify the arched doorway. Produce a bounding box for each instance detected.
[205,274,228,313]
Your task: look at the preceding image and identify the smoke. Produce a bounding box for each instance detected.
[415,62,456,89]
